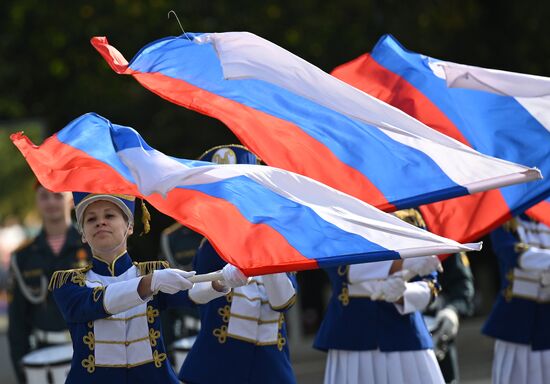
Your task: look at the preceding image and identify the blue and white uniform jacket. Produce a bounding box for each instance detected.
[483,217,550,350]
[179,240,298,384]
[314,262,438,352]
[50,252,222,383]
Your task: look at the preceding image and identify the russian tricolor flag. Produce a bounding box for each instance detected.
[526,199,550,226]
[91,32,539,218]
[332,34,550,242]
[12,113,481,275]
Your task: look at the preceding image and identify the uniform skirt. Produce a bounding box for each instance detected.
[323,348,444,384]
[492,340,550,384]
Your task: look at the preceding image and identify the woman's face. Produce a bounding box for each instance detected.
[82,200,132,256]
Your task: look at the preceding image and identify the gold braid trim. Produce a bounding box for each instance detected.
[270,294,297,311]
[92,286,105,302]
[226,291,233,303]
[48,265,92,291]
[149,328,161,347]
[337,265,349,277]
[277,332,286,351]
[338,284,350,306]
[81,354,95,373]
[136,261,170,276]
[337,265,350,306]
[152,350,167,368]
[218,305,231,323]
[147,305,160,324]
[83,331,95,351]
[394,208,426,229]
[213,325,228,344]
[514,242,530,254]
[278,314,285,330]
[140,200,151,236]
[502,218,519,233]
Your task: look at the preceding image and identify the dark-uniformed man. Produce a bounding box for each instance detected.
[424,252,475,384]
[7,184,90,383]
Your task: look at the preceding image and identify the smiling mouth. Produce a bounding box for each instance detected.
[94,230,111,237]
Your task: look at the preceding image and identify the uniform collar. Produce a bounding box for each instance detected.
[92,252,133,276]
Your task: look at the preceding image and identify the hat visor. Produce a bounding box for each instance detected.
[76,194,133,231]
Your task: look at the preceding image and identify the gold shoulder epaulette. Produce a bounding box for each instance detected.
[136,261,170,276]
[394,208,426,229]
[48,265,92,291]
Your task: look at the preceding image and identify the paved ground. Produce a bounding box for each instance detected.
[0,315,493,384]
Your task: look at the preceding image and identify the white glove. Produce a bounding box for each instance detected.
[403,256,442,277]
[151,269,195,294]
[381,275,407,302]
[433,307,459,341]
[369,275,406,302]
[220,264,249,288]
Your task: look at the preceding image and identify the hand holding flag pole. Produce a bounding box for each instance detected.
[188,271,224,283]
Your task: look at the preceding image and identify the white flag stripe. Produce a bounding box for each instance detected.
[196,32,464,149]
[200,32,540,188]
[429,60,550,134]
[119,147,481,255]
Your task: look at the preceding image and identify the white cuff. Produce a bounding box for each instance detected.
[348,261,393,283]
[393,281,431,315]
[262,273,296,309]
[188,281,228,304]
[519,247,550,270]
[103,277,149,315]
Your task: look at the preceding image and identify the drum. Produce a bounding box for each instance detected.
[22,344,73,384]
[172,336,196,369]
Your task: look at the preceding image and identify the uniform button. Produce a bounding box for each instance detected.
[125,341,129,346]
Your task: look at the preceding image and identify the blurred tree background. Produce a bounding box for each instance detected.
[1,0,549,259]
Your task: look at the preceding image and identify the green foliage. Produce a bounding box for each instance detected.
[1,0,549,256]
[0,121,43,222]
[1,0,549,153]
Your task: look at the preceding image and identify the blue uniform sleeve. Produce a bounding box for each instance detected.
[490,227,520,281]
[52,281,110,323]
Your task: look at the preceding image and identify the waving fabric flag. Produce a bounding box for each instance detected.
[332,35,550,241]
[91,33,539,216]
[11,113,482,275]
[526,199,550,226]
